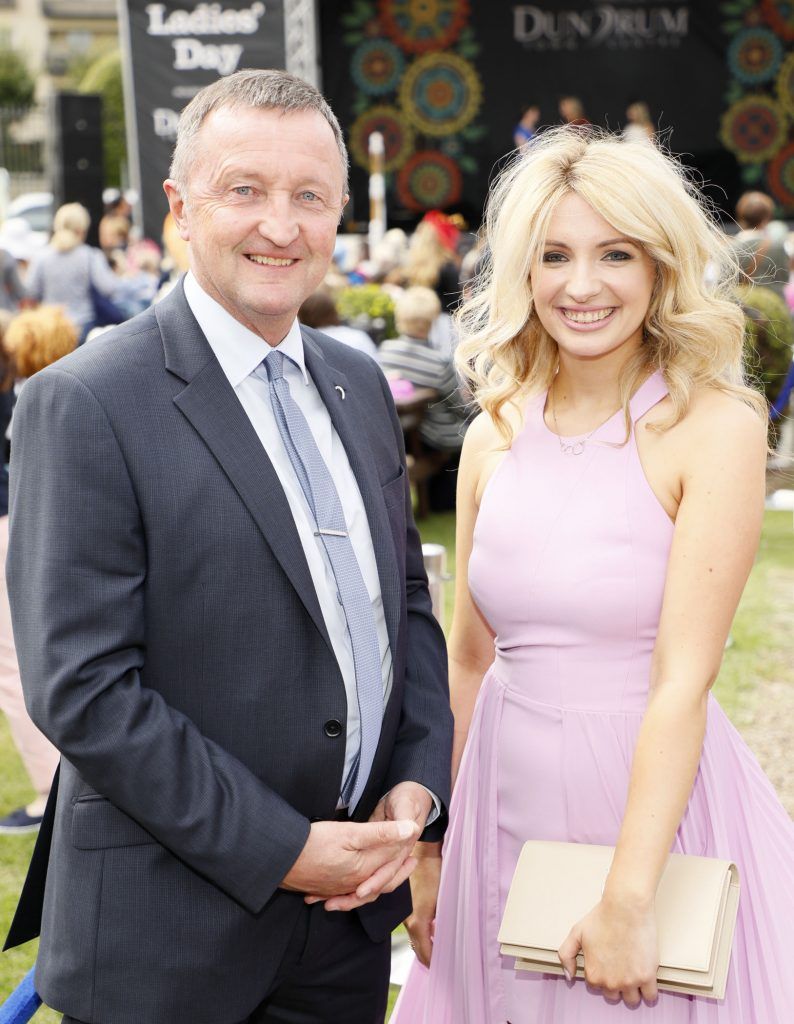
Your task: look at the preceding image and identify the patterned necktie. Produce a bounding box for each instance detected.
[257,350,383,811]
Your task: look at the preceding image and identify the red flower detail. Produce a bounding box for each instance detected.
[760,0,794,40]
[768,142,794,208]
[379,0,470,54]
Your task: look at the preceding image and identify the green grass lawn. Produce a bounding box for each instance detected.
[1,511,791,1018]
[711,510,794,719]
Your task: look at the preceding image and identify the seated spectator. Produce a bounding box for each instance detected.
[115,241,163,319]
[368,228,409,283]
[0,310,14,459]
[0,224,31,312]
[99,190,133,255]
[732,191,790,297]
[4,306,78,388]
[0,218,45,278]
[378,287,469,509]
[299,287,377,357]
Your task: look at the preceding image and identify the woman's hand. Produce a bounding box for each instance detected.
[403,844,442,968]
[557,895,659,1007]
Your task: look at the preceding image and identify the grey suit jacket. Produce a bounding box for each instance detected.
[6,281,452,1024]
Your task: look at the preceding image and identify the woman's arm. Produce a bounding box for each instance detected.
[405,412,499,965]
[89,246,122,297]
[448,418,499,784]
[558,391,767,1007]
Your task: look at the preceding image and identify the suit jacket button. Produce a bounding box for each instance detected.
[324,719,343,738]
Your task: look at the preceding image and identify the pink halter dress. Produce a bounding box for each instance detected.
[392,371,794,1023]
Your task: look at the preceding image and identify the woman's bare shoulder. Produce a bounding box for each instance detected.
[666,386,768,483]
[679,385,766,444]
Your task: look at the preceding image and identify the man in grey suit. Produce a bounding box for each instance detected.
[5,70,452,1024]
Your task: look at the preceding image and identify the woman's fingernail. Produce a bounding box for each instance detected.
[563,967,573,983]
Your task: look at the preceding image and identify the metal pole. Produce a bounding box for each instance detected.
[422,543,449,630]
[284,0,320,87]
[115,0,143,238]
[368,130,386,255]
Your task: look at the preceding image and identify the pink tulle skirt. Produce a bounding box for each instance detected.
[392,670,794,1023]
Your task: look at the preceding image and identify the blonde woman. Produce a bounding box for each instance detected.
[27,202,121,341]
[389,214,460,313]
[624,100,655,143]
[393,130,794,1022]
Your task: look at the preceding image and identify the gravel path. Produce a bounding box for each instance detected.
[739,679,794,816]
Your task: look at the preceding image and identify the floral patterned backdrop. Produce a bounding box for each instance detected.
[719,0,794,213]
[327,0,486,216]
[321,1,793,224]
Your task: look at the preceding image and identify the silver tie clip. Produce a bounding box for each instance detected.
[315,528,348,538]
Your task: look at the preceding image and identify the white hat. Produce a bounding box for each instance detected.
[0,217,45,262]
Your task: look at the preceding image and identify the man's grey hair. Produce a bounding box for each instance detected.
[169,69,349,196]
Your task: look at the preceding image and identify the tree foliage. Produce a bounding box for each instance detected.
[79,49,126,188]
[0,49,35,109]
[737,284,794,404]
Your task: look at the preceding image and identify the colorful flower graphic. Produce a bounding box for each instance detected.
[776,53,794,117]
[379,0,469,54]
[760,0,794,41]
[767,141,794,208]
[349,106,415,173]
[727,27,783,84]
[396,151,463,210]
[398,52,482,137]
[720,95,788,163]
[351,39,405,96]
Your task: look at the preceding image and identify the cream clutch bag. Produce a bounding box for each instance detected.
[498,841,739,999]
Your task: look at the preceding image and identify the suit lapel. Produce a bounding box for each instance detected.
[302,332,402,660]
[155,285,334,657]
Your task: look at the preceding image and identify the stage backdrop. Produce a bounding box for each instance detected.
[319,0,794,227]
[119,0,286,242]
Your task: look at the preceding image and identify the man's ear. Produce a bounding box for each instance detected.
[163,180,190,241]
[339,193,349,224]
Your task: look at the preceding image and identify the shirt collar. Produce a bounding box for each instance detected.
[183,272,309,388]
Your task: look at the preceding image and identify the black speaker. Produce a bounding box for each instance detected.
[52,92,105,247]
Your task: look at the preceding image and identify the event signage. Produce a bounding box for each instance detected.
[513,5,691,49]
[118,0,286,242]
[320,0,750,225]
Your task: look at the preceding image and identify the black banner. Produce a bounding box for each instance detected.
[320,1,794,226]
[119,1,286,242]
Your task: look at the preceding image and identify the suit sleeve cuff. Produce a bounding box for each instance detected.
[381,783,441,828]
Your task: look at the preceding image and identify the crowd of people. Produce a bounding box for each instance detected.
[0,68,792,1024]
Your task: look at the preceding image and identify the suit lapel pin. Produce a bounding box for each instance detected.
[335,385,346,400]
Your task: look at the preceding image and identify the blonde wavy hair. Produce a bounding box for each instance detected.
[456,128,765,441]
[401,222,452,289]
